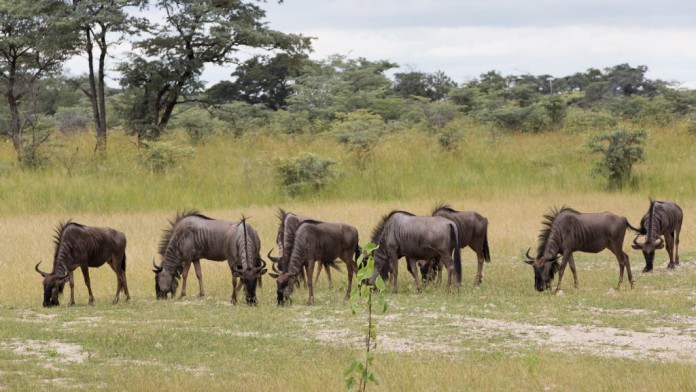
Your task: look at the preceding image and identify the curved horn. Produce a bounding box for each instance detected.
[152,258,163,273]
[654,236,665,249]
[631,235,643,249]
[35,261,48,277]
[255,258,267,271]
[272,260,280,274]
[267,249,281,264]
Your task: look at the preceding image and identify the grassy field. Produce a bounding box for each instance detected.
[1,123,696,390]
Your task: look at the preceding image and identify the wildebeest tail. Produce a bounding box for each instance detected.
[483,231,491,263]
[354,244,362,267]
[450,224,462,283]
[122,253,127,272]
[626,219,643,234]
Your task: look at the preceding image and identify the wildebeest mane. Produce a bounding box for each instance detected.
[158,210,211,256]
[51,220,87,273]
[285,220,326,276]
[536,206,580,257]
[431,201,457,215]
[370,210,415,243]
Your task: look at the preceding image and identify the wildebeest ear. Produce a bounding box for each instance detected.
[523,259,534,265]
[631,243,641,250]
[269,273,279,279]
[654,242,665,249]
[258,268,268,276]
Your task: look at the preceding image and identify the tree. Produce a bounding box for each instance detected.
[0,0,79,163]
[68,0,147,152]
[392,69,456,101]
[223,53,308,109]
[287,55,397,121]
[119,0,311,140]
[587,128,646,189]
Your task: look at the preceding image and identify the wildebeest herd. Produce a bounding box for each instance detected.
[35,200,683,307]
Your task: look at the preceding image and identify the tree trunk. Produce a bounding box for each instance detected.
[96,31,108,152]
[4,62,23,162]
[84,29,104,152]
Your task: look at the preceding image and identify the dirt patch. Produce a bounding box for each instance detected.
[1,339,88,364]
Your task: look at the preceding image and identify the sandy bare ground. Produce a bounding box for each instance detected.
[312,311,696,363]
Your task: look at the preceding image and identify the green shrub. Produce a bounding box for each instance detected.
[565,108,618,133]
[482,103,549,133]
[54,106,92,133]
[170,107,214,145]
[587,128,646,189]
[332,109,385,169]
[139,140,194,173]
[687,112,696,136]
[437,125,463,151]
[275,152,339,196]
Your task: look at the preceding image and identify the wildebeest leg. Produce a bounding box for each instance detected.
[568,254,579,289]
[666,233,676,269]
[475,249,485,286]
[314,261,323,286]
[107,261,122,305]
[306,260,315,305]
[343,252,357,300]
[674,224,681,265]
[79,265,96,305]
[179,259,193,298]
[389,252,399,293]
[442,254,458,293]
[555,252,572,293]
[614,250,634,290]
[232,279,243,305]
[192,259,205,296]
[406,258,422,292]
[324,262,333,289]
[68,270,76,306]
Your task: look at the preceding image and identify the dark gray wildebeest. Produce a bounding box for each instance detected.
[35,221,129,307]
[421,203,491,286]
[524,206,641,293]
[269,219,360,306]
[272,209,342,288]
[632,200,683,272]
[369,210,462,293]
[152,211,267,305]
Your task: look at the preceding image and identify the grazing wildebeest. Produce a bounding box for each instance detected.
[632,200,683,272]
[273,209,342,288]
[35,221,129,307]
[368,210,462,293]
[152,211,267,305]
[524,206,641,293]
[269,219,360,306]
[431,203,491,285]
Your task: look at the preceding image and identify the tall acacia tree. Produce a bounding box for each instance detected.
[0,0,78,163]
[68,0,147,152]
[119,0,312,139]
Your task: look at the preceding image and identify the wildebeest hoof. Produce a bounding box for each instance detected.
[198,293,206,297]
[642,267,653,273]
[667,263,676,269]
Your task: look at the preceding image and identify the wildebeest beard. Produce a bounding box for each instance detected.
[42,277,66,307]
[155,271,179,299]
[533,261,560,292]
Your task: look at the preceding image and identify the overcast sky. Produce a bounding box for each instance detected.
[64,0,696,88]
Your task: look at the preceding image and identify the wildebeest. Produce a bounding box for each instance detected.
[152,211,267,305]
[431,203,491,285]
[272,209,342,288]
[269,219,360,305]
[35,221,129,307]
[524,206,641,292]
[369,210,462,293]
[632,200,683,272]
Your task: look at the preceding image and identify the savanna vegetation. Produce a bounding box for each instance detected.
[2,1,696,391]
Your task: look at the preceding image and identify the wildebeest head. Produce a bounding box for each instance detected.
[524,249,560,292]
[269,259,294,306]
[152,259,179,299]
[232,258,267,305]
[35,261,68,307]
[631,235,663,270]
